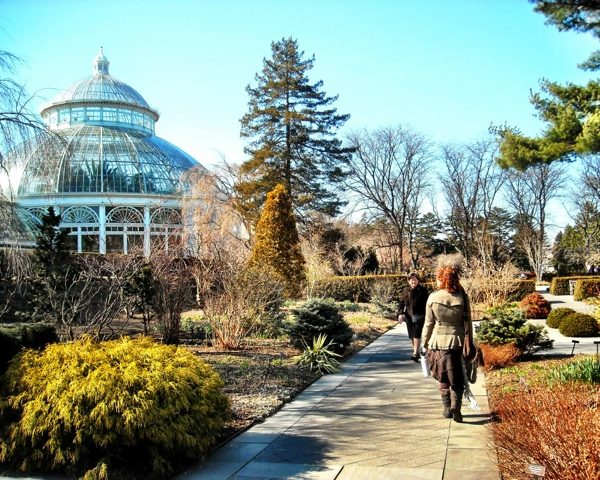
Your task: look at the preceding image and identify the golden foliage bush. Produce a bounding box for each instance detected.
[489,384,600,480]
[249,184,306,298]
[0,337,229,479]
[479,343,521,371]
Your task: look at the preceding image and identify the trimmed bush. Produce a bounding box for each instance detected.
[289,298,353,354]
[311,274,408,302]
[0,336,229,479]
[519,292,551,319]
[573,278,600,301]
[507,280,536,302]
[546,307,576,329]
[559,312,600,337]
[549,276,593,295]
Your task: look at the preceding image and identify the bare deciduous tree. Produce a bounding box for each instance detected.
[181,166,250,306]
[38,255,140,342]
[345,125,433,270]
[505,162,566,280]
[203,265,284,350]
[438,138,506,266]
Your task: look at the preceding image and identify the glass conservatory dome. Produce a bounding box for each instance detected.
[48,49,152,109]
[12,49,202,255]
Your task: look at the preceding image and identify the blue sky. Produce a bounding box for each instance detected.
[1,0,597,228]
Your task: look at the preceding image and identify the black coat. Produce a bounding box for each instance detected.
[397,284,428,319]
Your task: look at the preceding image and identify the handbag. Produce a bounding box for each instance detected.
[462,290,476,362]
[411,313,424,324]
[463,327,476,362]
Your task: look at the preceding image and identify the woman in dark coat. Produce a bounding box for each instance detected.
[397,272,429,362]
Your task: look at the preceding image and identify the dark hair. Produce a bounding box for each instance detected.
[436,266,461,293]
[407,272,420,281]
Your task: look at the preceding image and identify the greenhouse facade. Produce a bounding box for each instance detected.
[8,49,201,255]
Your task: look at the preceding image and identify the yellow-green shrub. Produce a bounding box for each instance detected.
[0,336,229,479]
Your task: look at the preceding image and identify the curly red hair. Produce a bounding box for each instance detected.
[436,266,461,293]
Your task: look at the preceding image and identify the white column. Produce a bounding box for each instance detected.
[143,206,151,257]
[99,205,106,254]
[77,226,82,253]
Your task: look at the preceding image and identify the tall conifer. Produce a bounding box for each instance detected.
[238,37,353,223]
[249,184,306,298]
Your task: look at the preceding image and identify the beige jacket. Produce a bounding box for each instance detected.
[422,289,473,350]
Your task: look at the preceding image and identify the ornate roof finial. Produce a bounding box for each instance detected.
[93,47,110,75]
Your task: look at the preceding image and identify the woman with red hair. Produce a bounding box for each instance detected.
[422,264,473,422]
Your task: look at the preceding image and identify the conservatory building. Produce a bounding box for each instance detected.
[9,49,201,255]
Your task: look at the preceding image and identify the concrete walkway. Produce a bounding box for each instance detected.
[535,293,600,356]
[176,323,498,480]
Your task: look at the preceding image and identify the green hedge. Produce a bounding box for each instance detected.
[550,276,594,295]
[573,278,600,301]
[311,274,408,302]
[508,280,536,301]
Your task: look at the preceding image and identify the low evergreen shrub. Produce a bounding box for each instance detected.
[546,307,576,329]
[559,312,600,337]
[288,298,353,354]
[0,336,229,479]
[519,292,551,319]
[475,305,553,356]
[336,300,363,312]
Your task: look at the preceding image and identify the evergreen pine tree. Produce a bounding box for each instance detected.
[238,37,354,223]
[34,206,70,280]
[249,184,306,298]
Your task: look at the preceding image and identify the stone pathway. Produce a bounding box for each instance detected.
[176,324,498,480]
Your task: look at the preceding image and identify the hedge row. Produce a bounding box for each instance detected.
[508,280,536,301]
[550,276,595,295]
[311,275,535,303]
[311,274,409,302]
[573,278,600,301]
[0,323,57,373]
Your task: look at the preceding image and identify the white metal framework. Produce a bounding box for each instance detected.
[11,49,202,255]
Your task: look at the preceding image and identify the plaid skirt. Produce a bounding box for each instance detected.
[428,349,465,389]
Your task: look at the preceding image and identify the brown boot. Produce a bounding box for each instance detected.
[440,389,452,418]
[450,388,463,423]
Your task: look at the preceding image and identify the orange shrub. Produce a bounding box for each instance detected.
[479,343,520,371]
[489,384,600,480]
[519,292,551,319]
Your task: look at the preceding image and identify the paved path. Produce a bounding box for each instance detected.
[536,293,600,356]
[176,323,498,480]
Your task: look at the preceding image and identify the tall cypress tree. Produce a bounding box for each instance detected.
[249,184,306,298]
[238,37,354,223]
